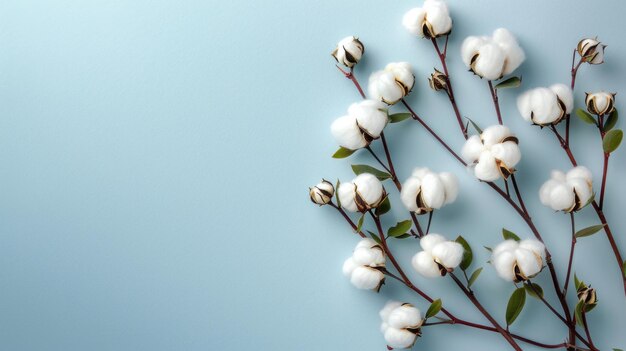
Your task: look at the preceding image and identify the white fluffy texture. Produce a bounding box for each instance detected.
[517,84,574,125]
[337,174,384,212]
[402,0,452,38]
[412,233,463,278]
[539,166,594,212]
[586,91,614,115]
[330,100,389,150]
[369,62,415,105]
[333,36,363,68]
[400,167,459,213]
[492,239,545,281]
[380,302,422,349]
[461,28,525,80]
[310,180,334,204]
[343,238,385,290]
[461,125,521,181]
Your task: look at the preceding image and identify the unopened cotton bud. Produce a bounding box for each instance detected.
[344,238,386,291]
[330,100,389,150]
[428,68,448,92]
[461,28,525,80]
[517,84,573,125]
[402,0,452,39]
[461,125,521,181]
[309,179,334,205]
[577,286,598,308]
[585,91,616,115]
[369,62,415,105]
[539,166,593,212]
[577,38,606,65]
[492,239,545,282]
[400,167,458,214]
[337,173,386,212]
[332,36,364,68]
[380,302,422,349]
[412,233,463,277]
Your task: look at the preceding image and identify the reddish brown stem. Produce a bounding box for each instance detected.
[599,152,609,210]
[488,80,503,125]
[563,212,577,295]
[337,65,366,99]
[329,203,365,238]
[432,37,467,139]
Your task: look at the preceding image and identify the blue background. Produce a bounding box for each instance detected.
[1,0,625,350]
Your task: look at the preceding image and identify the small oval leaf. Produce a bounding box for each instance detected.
[468,267,483,288]
[351,164,391,180]
[575,224,606,238]
[425,299,442,319]
[502,228,521,241]
[605,109,619,131]
[367,231,382,245]
[388,220,413,237]
[333,147,357,159]
[389,113,412,123]
[495,76,522,89]
[524,283,544,299]
[506,288,526,326]
[576,108,597,125]
[455,236,473,271]
[466,117,483,134]
[603,129,623,153]
[375,196,391,216]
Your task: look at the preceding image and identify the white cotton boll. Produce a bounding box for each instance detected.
[481,125,511,146]
[332,36,364,68]
[474,151,500,181]
[337,182,358,212]
[460,36,488,67]
[419,233,447,253]
[550,84,574,114]
[400,177,422,212]
[589,45,605,64]
[369,70,404,105]
[439,172,458,205]
[353,173,384,206]
[380,301,403,322]
[387,305,422,329]
[473,42,506,80]
[586,91,615,115]
[349,100,389,139]
[549,183,576,211]
[518,239,545,257]
[567,166,592,183]
[461,135,484,162]
[492,239,519,257]
[384,327,417,349]
[420,173,445,209]
[492,28,525,75]
[386,62,415,93]
[490,141,521,169]
[402,8,427,36]
[539,167,593,212]
[350,266,384,290]
[331,115,367,150]
[431,241,464,269]
[493,250,516,281]
[353,246,385,267]
[412,251,441,277]
[343,257,357,277]
[514,248,542,278]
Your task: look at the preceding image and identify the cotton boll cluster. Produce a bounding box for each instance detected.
[332,36,365,68]
[461,28,525,80]
[343,238,386,291]
[309,179,335,205]
[492,239,545,282]
[402,0,452,39]
[517,84,573,126]
[412,233,464,277]
[331,100,389,150]
[369,62,415,105]
[585,91,616,115]
[338,173,387,212]
[539,166,594,212]
[577,38,606,65]
[380,301,423,349]
[461,125,521,181]
[400,167,458,214]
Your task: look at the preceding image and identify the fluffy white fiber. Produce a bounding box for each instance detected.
[461,125,521,181]
[461,28,525,80]
[412,233,464,278]
[492,239,545,282]
[380,301,422,349]
[400,167,458,214]
[539,166,593,212]
[331,100,389,150]
[343,238,385,290]
[517,84,573,125]
[369,62,415,105]
[402,0,452,39]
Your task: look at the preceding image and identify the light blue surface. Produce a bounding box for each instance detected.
[1,0,625,350]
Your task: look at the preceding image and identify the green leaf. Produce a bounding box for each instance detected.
[603,129,623,153]
[505,288,526,326]
[495,76,522,89]
[335,179,341,207]
[613,348,624,351]
[502,228,521,241]
[425,299,442,319]
[468,267,483,288]
[356,214,365,233]
[388,220,413,237]
[575,300,585,327]
[368,231,382,245]
[395,233,412,239]
[576,108,597,125]
[575,274,582,290]
[332,147,356,159]
[389,113,412,123]
[455,236,473,271]
[605,109,619,131]
[351,164,391,181]
[575,224,606,238]
[375,196,391,216]
[524,283,544,299]
[466,117,483,134]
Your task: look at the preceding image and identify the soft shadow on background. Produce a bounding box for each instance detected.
[1,0,625,350]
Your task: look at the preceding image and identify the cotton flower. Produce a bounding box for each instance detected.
[492,239,545,282]
[517,84,574,126]
[539,166,594,212]
[402,0,452,39]
[343,238,386,291]
[332,36,365,68]
[461,125,521,181]
[380,301,423,349]
[330,100,389,150]
[412,233,464,277]
[585,91,616,115]
[337,173,386,212]
[369,62,415,105]
[400,167,458,214]
[309,179,334,205]
[461,28,525,80]
[577,38,606,65]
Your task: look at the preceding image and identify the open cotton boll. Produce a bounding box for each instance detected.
[380,301,403,323]
[380,302,422,349]
[369,62,415,105]
[550,84,574,114]
[481,125,512,146]
[330,115,367,150]
[473,151,500,181]
[402,0,452,39]
[412,251,440,278]
[472,42,506,80]
[332,36,365,68]
[492,239,544,282]
[461,135,485,161]
[493,249,517,281]
[577,38,606,65]
[431,241,464,268]
[461,28,525,80]
[353,245,385,267]
[490,141,521,169]
[517,84,573,125]
[337,182,358,212]
[348,100,389,139]
[353,173,385,207]
[387,305,422,329]
[413,233,463,277]
[492,28,525,76]
[462,125,521,181]
[350,266,385,290]
[384,328,418,349]
[344,239,386,291]
[400,168,459,214]
[538,166,593,212]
